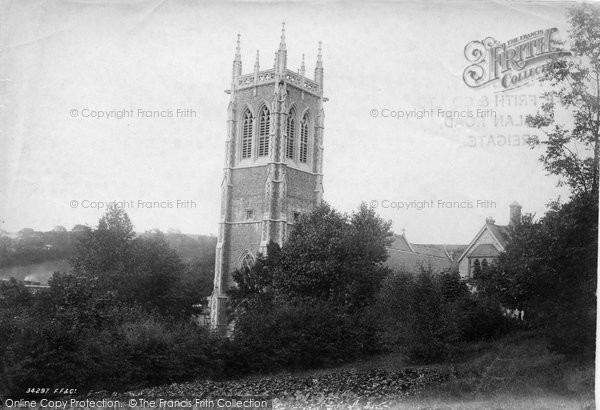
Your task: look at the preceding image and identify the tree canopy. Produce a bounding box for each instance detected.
[230,202,394,317]
[526,3,600,196]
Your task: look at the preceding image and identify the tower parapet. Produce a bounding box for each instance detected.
[236,69,322,96]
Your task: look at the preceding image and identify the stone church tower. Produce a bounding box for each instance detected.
[210,24,325,331]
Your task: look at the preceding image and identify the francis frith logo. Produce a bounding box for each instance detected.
[463,28,565,90]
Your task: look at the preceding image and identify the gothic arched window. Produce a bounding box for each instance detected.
[481,259,489,270]
[240,251,255,270]
[300,113,309,163]
[258,107,270,157]
[241,109,253,159]
[286,109,295,159]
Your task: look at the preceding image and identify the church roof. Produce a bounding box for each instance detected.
[409,244,468,261]
[468,243,501,258]
[385,248,453,273]
[388,234,413,252]
[385,234,461,274]
[411,244,449,259]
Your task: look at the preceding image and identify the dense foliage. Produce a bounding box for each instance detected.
[472,192,597,354]
[228,203,390,373]
[516,3,598,354]
[375,270,509,362]
[0,229,78,268]
[526,4,600,196]
[0,209,221,395]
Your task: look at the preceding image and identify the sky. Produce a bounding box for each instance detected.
[0,0,577,244]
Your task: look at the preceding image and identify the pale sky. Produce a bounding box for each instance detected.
[1,0,576,244]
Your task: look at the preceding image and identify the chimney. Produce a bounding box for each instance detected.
[485,216,495,224]
[509,201,522,227]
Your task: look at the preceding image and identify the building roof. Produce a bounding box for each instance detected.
[411,244,449,259]
[386,248,453,273]
[388,234,413,252]
[486,223,510,248]
[385,234,465,274]
[410,244,468,262]
[457,222,511,264]
[468,243,501,258]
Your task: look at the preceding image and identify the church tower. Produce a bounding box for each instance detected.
[210,24,325,331]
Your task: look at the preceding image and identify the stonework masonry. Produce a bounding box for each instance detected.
[209,25,325,331]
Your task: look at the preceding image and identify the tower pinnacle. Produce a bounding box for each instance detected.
[300,53,305,77]
[232,33,242,80]
[235,34,241,60]
[254,50,260,71]
[316,41,323,68]
[315,41,323,86]
[275,23,287,75]
[279,22,286,50]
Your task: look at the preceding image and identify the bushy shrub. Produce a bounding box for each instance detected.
[1,209,227,395]
[0,297,224,395]
[477,192,597,356]
[375,270,508,362]
[226,203,392,376]
[229,301,376,375]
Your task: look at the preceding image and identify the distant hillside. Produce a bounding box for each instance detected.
[0,228,78,268]
[0,228,217,283]
[164,233,216,263]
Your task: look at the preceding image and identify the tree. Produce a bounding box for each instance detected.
[229,241,280,315]
[69,208,201,318]
[526,3,600,196]
[231,203,394,316]
[376,270,460,362]
[273,202,393,311]
[375,268,508,362]
[71,224,88,233]
[18,228,34,238]
[482,193,597,354]
[129,231,190,316]
[228,203,392,370]
[470,214,538,310]
[70,208,134,287]
[515,4,599,354]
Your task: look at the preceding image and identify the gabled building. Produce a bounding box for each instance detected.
[457,202,522,278]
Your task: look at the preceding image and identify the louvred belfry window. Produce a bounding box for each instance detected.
[241,110,253,159]
[258,107,270,157]
[300,114,309,163]
[286,110,295,159]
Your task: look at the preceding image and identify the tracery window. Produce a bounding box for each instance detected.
[286,110,296,159]
[258,107,270,157]
[300,113,309,163]
[241,109,253,159]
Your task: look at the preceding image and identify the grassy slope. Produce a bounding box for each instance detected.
[275,331,595,409]
[120,332,594,409]
[371,332,594,409]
